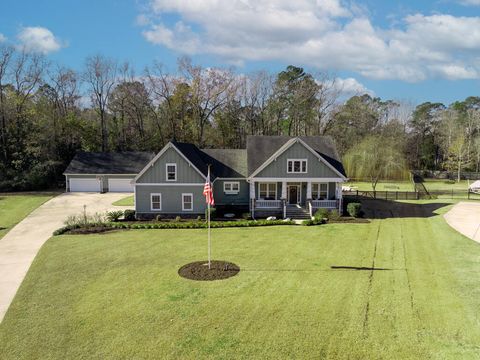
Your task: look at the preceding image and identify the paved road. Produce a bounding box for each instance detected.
[444,201,480,243]
[0,192,132,322]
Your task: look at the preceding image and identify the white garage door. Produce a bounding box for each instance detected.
[70,178,101,192]
[108,178,134,192]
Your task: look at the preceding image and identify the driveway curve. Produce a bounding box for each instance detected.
[0,192,132,321]
[444,201,480,243]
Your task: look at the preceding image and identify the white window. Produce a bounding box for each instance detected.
[312,183,328,200]
[182,193,193,211]
[287,159,307,173]
[166,163,177,181]
[151,193,162,210]
[259,183,277,200]
[224,181,240,194]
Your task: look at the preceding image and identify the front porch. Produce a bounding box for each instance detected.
[249,180,343,219]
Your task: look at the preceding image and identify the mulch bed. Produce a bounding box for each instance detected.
[178,260,240,281]
[67,226,118,235]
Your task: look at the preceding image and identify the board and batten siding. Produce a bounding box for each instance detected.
[135,185,206,214]
[136,146,205,184]
[212,180,249,205]
[255,142,339,178]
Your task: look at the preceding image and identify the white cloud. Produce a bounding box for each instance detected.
[17,26,63,54]
[459,0,480,5]
[141,0,480,82]
[0,33,6,43]
[330,77,375,97]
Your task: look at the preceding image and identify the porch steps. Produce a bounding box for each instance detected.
[285,205,311,220]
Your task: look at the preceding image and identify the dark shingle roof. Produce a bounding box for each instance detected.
[246,136,346,177]
[200,149,247,178]
[64,151,155,175]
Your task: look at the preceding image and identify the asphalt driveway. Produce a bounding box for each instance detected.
[0,192,132,322]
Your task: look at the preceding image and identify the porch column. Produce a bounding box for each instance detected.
[281,181,287,199]
[337,183,343,215]
[306,181,312,200]
[249,180,256,217]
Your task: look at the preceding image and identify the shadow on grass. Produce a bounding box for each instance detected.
[330,265,392,271]
[346,197,451,219]
[241,266,403,272]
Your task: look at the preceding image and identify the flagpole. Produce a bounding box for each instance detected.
[207,165,211,270]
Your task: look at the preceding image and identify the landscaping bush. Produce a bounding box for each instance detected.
[329,209,341,221]
[347,203,362,218]
[174,216,182,222]
[64,212,106,227]
[106,210,123,222]
[242,212,252,220]
[314,208,329,221]
[302,218,323,226]
[205,207,217,219]
[196,215,202,221]
[155,214,163,221]
[124,209,136,221]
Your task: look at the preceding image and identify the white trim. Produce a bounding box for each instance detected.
[150,193,162,211]
[251,177,344,183]
[64,173,137,176]
[258,182,277,200]
[213,177,245,182]
[133,142,207,183]
[248,137,347,180]
[182,193,194,211]
[135,183,204,186]
[287,158,308,174]
[223,181,240,194]
[165,163,177,182]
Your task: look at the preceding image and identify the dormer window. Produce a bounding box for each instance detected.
[166,163,177,181]
[287,159,307,173]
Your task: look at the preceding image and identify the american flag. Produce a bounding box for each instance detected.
[203,167,215,206]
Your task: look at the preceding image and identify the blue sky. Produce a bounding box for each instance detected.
[1,0,480,105]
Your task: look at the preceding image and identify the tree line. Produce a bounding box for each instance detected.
[0,45,478,190]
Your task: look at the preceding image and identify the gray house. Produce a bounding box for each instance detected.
[133,136,347,219]
[64,136,347,219]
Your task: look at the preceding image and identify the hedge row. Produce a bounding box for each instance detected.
[53,219,296,235]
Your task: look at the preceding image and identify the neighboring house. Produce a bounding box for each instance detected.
[63,152,154,192]
[64,136,348,219]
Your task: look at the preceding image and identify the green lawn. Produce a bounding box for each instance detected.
[0,194,53,239]
[2,201,480,359]
[344,181,414,191]
[423,179,470,191]
[112,195,134,206]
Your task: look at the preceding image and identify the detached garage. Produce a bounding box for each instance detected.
[64,151,154,193]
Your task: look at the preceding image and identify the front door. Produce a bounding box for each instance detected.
[288,186,299,204]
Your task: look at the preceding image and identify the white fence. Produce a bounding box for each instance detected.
[311,200,337,208]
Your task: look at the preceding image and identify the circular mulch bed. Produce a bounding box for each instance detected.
[178,260,240,281]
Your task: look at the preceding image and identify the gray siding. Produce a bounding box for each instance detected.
[137,146,204,184]
[255,142,339,178]
[66,174,135,192]
[212,180,249,205]
[135,185,206,214]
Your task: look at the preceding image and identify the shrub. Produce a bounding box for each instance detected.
[205,207,217,220]
[242,212,252,220]
[196,215,202,221]
[106,210,124,222]
[155,214,163,221]
[124,209,136,221]
[314,208,329,221]
[63,212,106,227]
[347,203,362,218]
[175,216,182,222]
[329,209,341,221]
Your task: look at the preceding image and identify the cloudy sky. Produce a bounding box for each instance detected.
[1,0,480,104]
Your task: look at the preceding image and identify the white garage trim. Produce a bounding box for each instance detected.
[108,178,134,192]
[69,178,101,192]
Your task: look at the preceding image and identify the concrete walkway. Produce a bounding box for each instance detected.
[444,201,480,243]
[0,192,132,322]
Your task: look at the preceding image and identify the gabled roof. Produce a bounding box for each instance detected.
[64,151,155,175]
[200,149,247,178]
[246,135,346,178]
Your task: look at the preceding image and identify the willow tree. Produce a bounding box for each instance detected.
[343,136,408,191]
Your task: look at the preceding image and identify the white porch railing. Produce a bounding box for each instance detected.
[255,200,282,208]
[312,200,337,208]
